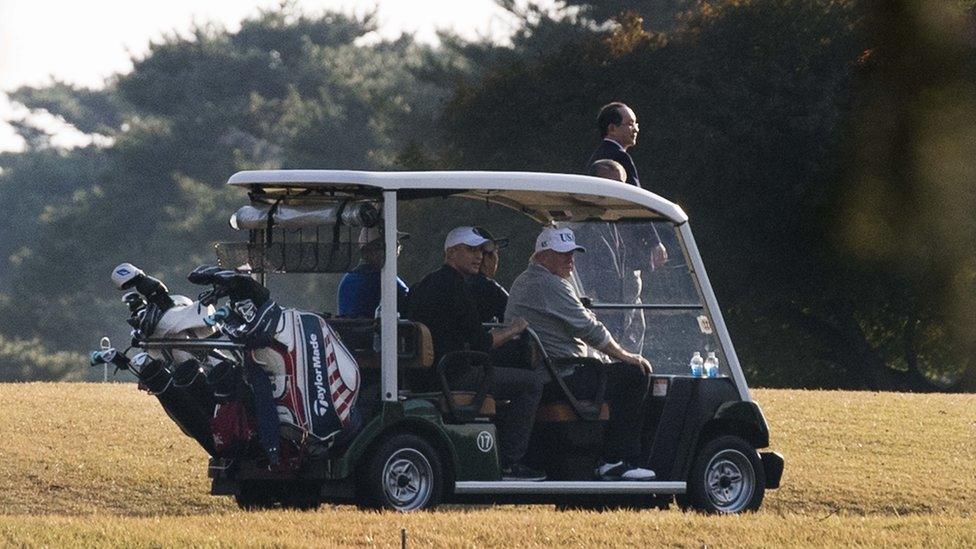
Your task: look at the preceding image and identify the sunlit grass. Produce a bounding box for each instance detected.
[0,383,973,546]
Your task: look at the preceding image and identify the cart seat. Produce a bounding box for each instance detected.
[326,318,434,370]
[329,318,494,419]
[536,401,609,422]
[400,391,496,417]
[522,329,610,423]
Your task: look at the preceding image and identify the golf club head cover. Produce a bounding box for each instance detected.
[121,291,147,314]
[221,298,282,348]
[205,359,246,402]
[111,263,145,289]
[134,276,175,310]
[213,271,270,306]
[111,263,174,310]
[187,265,232,286]
[134,302,165,339]
[130,353,172,395]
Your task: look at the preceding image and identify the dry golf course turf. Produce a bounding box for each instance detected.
[0,383,973,547]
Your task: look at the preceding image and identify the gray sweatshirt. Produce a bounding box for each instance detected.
[505,262,612,378]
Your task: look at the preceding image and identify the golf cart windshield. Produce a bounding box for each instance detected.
[565,219,726,376]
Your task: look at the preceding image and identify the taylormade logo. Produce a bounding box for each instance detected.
[309,333,330,416]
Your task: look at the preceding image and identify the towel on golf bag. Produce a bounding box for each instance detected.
[211,400,255,456]
[249,309,361,446]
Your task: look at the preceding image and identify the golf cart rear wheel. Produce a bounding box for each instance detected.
[360,433,443,511]
[683,435,765,514]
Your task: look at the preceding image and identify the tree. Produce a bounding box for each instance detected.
[0,5,459,364]
[440,0,974,390]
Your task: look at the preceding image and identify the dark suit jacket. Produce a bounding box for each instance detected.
[585,139,641,189]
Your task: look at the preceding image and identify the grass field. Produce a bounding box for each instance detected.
[0,383,973,547]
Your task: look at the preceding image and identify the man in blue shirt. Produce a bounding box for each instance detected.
[336,227,408,318]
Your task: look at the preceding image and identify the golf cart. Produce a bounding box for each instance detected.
[191,169,783,513]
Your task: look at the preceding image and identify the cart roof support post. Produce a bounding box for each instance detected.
[381,190,398,402]
[679,222,750,402]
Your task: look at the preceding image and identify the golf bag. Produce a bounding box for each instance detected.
[249,310,361,448]
[95,263,363,464]
[189,266,362,460]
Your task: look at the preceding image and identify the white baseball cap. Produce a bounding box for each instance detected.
[444,226,490,251]
[535,227,586,254]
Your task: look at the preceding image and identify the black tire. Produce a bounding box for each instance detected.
[359,433,443,511]
[235,480,278,510]
[682,435,765,514]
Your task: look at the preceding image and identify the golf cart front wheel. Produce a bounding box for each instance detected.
[361,433,443,511]
[683,435,765,514]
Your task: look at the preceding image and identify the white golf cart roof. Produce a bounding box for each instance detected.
[228,170,688,225]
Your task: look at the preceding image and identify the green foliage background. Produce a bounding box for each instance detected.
[1,1,973,390]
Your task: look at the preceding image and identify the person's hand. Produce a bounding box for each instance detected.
[621,352,652,374]
[650,243,668,270]
[509,316,528,334]
[491,317,528,348]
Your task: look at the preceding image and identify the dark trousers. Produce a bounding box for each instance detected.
[543,362,649,462]
[451,366,542,468]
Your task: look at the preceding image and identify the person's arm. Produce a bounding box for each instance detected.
[545,277,612,349]
[597,337,652,373]
[490,317,527,348]
[455,279,494,353]
[546,277,652,373]
[621,223,666,271]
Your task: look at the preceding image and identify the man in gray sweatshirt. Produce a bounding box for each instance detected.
[506,226,655,481]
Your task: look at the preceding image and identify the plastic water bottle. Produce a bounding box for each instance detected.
[704,351,719,378]
[689,352,704,377]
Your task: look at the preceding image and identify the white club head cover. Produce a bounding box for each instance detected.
[111,263,145,289]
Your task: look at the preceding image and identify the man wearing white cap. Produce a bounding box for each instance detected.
[506,226,655,481]
[406,226,545,481]
[336,226,409,318]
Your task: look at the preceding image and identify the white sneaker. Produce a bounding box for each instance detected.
[595,460,656,481]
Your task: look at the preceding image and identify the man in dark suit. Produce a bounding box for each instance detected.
[585,102,642,188]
